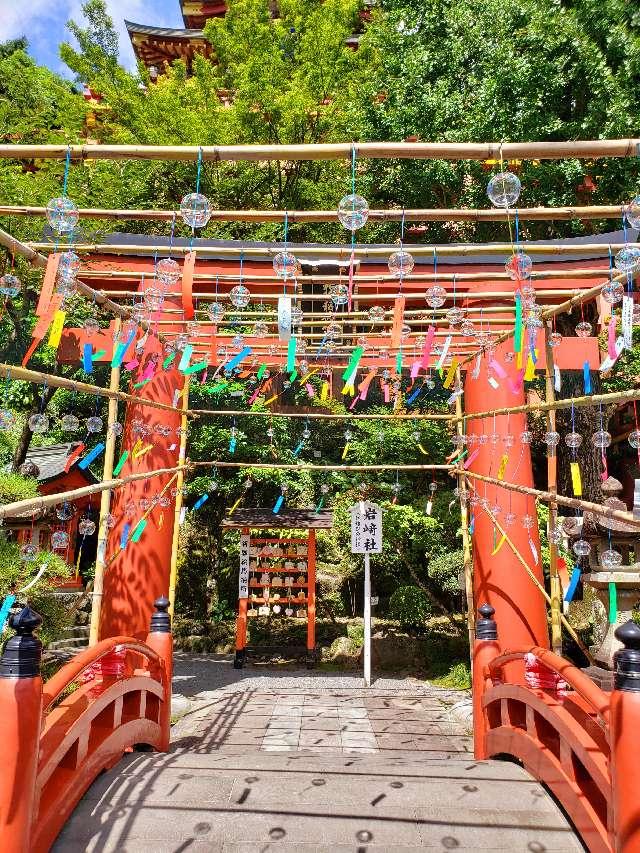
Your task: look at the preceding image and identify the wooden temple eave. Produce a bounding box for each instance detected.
[181,0,227,28]
[126,22,213,72]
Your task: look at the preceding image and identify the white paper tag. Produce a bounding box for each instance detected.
[529,538,539,565]
[471,353,481,380]
[554,364,561,392]
[634,479,640,520]
[599,336,625,373]
[179,506,186,525]
[278,295,292,341]
[488,376,499,389]
[622,295,634,350]
[436,335,452,370]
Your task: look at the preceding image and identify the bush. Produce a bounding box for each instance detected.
[429,550,463,597]
[389,585,432,629]
[0,471,39,503]
[347,621,364,646]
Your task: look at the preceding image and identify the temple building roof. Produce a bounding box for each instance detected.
[180,0,227,28]
[126,21,213,73]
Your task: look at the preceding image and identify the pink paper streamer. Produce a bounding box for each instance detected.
[383,383,390,403]
[464,448,481,470]
[489,358,507,379]
[305,383,315,397]
[608,316,617,360]
[140,362,156,381]
[509,369,525,395]
[200,370,208,384]
[420,325,436,369]
[360,383,371,402]
[248,385,263,405]
[349,396,359,411]
[411,360,421,379]
[124,359,139,371]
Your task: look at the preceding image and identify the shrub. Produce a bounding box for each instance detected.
[429,550,463,597]
[389,585,432,629]
[347,621,364,646]
[0,472,39,503]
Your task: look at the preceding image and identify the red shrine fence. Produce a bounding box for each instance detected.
[0,599,172,853]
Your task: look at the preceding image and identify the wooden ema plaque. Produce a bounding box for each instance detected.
[234,529,317,667]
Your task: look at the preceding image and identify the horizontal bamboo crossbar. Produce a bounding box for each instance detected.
[191,409,455,420]
[462,470,640,529]
[456,388,640,422]
[196,461,454,471]
[0,204,628,223]
[0,465,188,520]
[28,241,637,258]
[0,363,195,417]
[1,140,639,162]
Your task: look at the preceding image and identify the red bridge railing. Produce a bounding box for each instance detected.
[473,604,640,853]
[0,597,173,853]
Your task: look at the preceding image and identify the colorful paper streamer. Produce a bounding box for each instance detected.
[77,442,105,470]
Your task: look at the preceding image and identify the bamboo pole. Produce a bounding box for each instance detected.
[28,240,639,258]
[461,470,640,529]
[459,266,639,366]
[543,323,562,653]
[467,483,595,664]
[453,387,640,423]
[191,409,455,420]
[0,204,628,223]
[0,226,151,331]
[455,366,475,651]
[1,139,639,162]
[168,377,190,618]
[196,461,454,471]
[89,317,121,646]
[0,363,193,418]
[0,465,189,520]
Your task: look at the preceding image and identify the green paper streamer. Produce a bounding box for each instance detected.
[163,352,176,369]
[342,346,364,382]
[396,351,403,374]
[131,518,148,542]
[133,379,151,388]
[608,581,618,623]
[183,360,208,375]
[315,497,324,512]
[287,337,297,373]
[289,370,298,382]
[211,381,227,392]
[257,363,267,380]
[91,349,106,361]
[514,293,522,353]
[113,450,129,476]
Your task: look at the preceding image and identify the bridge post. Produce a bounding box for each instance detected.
[0,607,43,853]
[472,604,500,760]
[610,620,640,853]
[145,596,173,752]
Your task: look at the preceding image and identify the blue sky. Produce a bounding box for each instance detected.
[0,0,184,77]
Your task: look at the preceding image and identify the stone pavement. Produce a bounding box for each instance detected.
[53,654,583,852]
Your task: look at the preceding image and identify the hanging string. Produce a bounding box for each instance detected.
[62,146,72,198]
[498,142,515,251]
[168,212,176,258]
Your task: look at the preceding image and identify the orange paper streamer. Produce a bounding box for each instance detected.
[390,296,406,351]
[36,253,60,318]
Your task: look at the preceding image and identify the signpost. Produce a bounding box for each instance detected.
[239,533,250,599]
[349,501,383,687]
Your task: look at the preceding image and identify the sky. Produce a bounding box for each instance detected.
[0,0,184,77]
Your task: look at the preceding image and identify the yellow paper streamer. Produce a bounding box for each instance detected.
[320,381,329,401]
[516,326,525,369]
[228,497,242,516]
[417,444,428,455]
[133,442,153,460]
[497,454,509,480]
[443,357,459,389]
[264,394,278,405]
[131,438,143,458]
[341,382,355,396]
[570,462,582,496]
[298,367,320,384]
[342,442,350,460]
[524,352,537,381]
[491,534,507,555]
[47,309,66,348]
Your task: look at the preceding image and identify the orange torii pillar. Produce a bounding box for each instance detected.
[99,313,186,640]
[463,339,549,663]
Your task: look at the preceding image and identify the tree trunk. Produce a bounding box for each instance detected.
[12,384,56,471]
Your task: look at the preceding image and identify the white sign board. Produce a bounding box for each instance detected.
[239,533,250,598]
[349,501,382,554]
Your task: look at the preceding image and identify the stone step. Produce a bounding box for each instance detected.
[63,625,90,637]
[47,637,89,651]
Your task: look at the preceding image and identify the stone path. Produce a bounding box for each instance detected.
[53,654,582,852]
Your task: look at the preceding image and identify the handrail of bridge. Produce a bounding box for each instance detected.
[42,636,165,712]
[486,645,611,724]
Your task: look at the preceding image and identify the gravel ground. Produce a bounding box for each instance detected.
[171,651,473,729]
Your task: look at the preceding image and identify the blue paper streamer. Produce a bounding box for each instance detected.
[293,440,304,456]
[82,343,93,373]
[583,361,591,394]
[229,436,237,454]
[120,523,131,550]
[78,442,105,470]
[564,566,582,603]
[111,326,136,368]
[406,383,424,405]
[225,346,252,372]
[0,594,16,632]
[469,514,475,535]
[272,495,284,514]
[192,494,209,511]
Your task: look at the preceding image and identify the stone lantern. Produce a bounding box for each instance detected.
[581,476,640,690]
